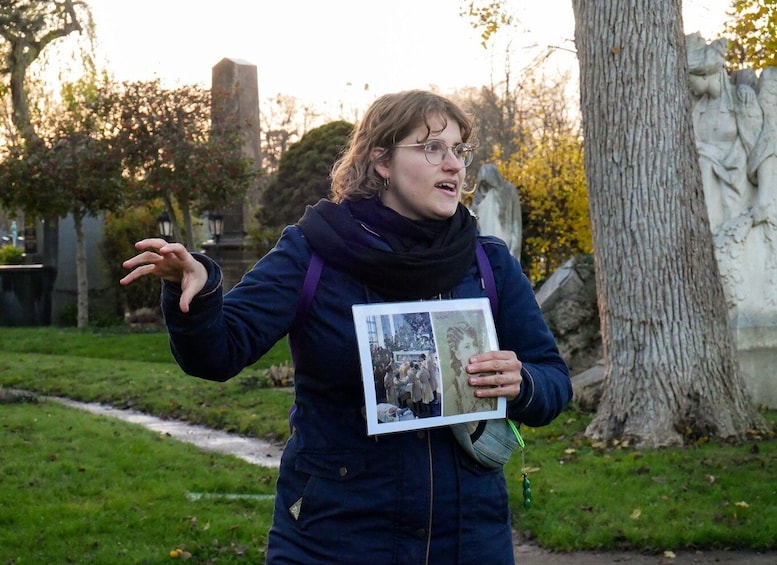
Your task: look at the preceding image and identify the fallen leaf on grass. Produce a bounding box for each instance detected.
[630,508,641,519]
[169,547,192,560]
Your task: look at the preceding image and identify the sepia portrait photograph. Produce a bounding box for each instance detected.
[353,298,504,435]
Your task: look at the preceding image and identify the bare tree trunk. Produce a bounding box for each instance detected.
[182,203,195,250]
[73,209,89,329]
[9,42,40,146]
[572,0,769,446]
[161,194,183,244]
[1,0,84,146]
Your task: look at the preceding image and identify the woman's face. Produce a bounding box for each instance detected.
[375,114,467,221]
[455,334,478,365]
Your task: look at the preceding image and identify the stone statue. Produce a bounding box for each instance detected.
[749,67,777,224]
[471,163,522,261]
[687,33,777,408]
[687,32,757,233]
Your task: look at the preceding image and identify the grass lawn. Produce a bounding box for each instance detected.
[1,397,277,564]
[2,326,777,558]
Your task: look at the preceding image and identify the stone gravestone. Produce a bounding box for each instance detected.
[471,163,604,403]
[534,256,601,379]
[687,32,777,408]
[206,58,262,291]
[471,163,523,261]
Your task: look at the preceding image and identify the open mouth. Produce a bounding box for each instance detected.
[435,182,457,194]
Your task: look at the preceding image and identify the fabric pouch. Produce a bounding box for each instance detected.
[450,418,523,469]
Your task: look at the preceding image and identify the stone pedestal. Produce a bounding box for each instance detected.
[734,322,777,409]
[0,265,56,326]
[201,237,255,294]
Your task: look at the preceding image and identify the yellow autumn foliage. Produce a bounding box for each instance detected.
[723,0,777,71]
[497,131,591,285]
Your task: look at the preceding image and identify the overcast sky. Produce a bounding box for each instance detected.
[81,0,731,118]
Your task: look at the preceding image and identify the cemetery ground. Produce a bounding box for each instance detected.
[2,327,777,564]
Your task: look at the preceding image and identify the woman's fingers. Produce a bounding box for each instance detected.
[466,351,523,401]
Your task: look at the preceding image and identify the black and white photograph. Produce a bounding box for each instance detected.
[353,298,504,435]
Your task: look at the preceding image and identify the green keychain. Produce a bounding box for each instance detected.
[507,419,532,510]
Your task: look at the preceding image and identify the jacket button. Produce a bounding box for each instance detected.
[415,528,426,538]
[339,467,348,477]
[416,430,426,439]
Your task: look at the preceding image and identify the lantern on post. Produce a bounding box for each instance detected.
[208,211,224,263]
[157,211,173,240]
[207,211,224,243]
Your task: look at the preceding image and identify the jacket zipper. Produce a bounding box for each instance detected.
[424,431,433,564]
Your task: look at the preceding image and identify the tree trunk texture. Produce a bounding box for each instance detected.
[162,195,183,244]
[572,0,768,446]
[74,210,89,329]
[182,204,196,251]
[9,42,41,146]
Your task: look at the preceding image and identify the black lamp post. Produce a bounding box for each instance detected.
[208,211,224,243]
[157,211,173,240]
[208,211,224,262]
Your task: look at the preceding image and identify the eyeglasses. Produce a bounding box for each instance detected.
[393,139,474,167]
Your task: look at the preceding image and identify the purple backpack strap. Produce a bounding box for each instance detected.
[475,241,498,316]
[293,251,323,331]
[288,251,323,434]
[289,245,495,434]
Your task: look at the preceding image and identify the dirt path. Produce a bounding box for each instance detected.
[52,397,777,565]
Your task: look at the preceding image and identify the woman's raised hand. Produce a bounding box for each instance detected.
[120,238,208,313]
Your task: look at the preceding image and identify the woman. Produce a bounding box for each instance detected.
[444,320,498,417]
[121,90,572,564]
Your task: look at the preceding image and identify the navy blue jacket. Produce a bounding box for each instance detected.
[162,225,572,564]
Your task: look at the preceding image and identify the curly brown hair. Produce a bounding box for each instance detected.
[330,90,474,203]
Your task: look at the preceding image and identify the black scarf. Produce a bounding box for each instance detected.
[296,198,477,301]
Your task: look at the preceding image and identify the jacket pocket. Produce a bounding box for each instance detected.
[292,449,369,535]
[295,449,367,481]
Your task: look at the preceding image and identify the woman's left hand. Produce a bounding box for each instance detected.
[466,351,522,401]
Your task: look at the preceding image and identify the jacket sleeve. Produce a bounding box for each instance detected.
[161,226,311,381]
[481,239,573,427]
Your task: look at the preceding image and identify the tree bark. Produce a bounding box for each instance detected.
[0,0,84,145]
[9,42,41,146]
[74,209,89,329]
[572,0,769,446]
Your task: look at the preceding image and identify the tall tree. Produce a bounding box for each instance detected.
[118,80,256,249]
[723,0,777,70]
[572,0,768,446]
[0,74,125,328]
[457,72,590,283]
[259,93,320,175]
[0,0,92,145]
[257,119,353,229]
[504,128,589,284]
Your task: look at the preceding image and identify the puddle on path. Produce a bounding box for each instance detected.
[51,396,283,469]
